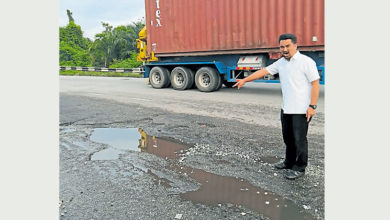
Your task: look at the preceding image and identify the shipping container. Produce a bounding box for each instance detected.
[137,0,325,92]
[145,0,324,57]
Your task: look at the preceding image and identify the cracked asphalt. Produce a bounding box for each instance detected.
[60,76,325,219]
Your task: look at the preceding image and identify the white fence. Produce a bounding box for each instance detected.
[60,66,144,74]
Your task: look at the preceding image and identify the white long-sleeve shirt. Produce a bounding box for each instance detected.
[266,51,320,114]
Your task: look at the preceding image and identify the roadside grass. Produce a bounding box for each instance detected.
[60,70,143,78]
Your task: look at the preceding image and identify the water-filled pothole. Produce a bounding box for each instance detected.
[170,165,314,220]
[88,127,314,219]
[91,128,141,151]
[90,128,187,160]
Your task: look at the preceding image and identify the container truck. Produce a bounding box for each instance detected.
[137,0,325,92]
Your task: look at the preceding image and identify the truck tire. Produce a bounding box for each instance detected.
[149,66,170,89]
[222,81,236,88]
[170,66,194,90]
[215,74,223,91]
[195,67,220,92]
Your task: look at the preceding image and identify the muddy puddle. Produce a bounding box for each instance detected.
[90,128,187,160]
[170,165,313,220]
[89,127,313,219]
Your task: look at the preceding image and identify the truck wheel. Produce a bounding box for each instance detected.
[149,66,170,88]
[215,74,223,91]
[170,66,194,90]
[195,67,220,92]
[223,81,236,88]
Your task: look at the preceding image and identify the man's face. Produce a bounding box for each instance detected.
[279,39,297,60]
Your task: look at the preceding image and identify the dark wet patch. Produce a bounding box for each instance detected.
[147,169,172,188]
[168,125,189,129]
[259,156,281,164]
[153,123,165,126]
[60,127,75,133]
[168,165,314,220]
[72,141,90,149]
[196,122,216,128]
[61,143,71,151]
[91,148,121,160]
[217,159,230,164]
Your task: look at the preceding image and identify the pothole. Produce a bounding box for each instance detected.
[86,127,314,219]
[170,165,314,220]
[89,128,188,160]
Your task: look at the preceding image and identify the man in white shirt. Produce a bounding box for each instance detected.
[233,33,320,180]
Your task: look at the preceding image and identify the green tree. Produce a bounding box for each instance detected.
[112,25,134,60]
[90,18,145,67]
[112,19,145,60]
[59,11,92,66]
[90,22,118,67]
[59,21,90,50]
[59,41,91,66]
[59,12,145,68]
[109,51,142,68]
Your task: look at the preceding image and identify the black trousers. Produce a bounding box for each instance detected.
[280,109,311,172]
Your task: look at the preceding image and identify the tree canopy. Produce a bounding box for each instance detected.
[59,10,143,68]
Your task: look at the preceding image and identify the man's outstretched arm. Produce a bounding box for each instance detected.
[232,68,271,89]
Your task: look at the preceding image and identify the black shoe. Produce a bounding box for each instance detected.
[273,161,290,169]
[284,170,305,180]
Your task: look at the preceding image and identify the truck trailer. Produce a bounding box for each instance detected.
[137,0,325,92]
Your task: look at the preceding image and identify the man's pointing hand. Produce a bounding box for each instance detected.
[232,79,246,89]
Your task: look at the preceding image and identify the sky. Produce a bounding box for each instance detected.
[59,0,145,40]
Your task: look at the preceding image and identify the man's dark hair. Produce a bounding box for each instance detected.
[279,33,297,44]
